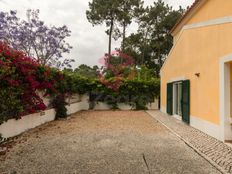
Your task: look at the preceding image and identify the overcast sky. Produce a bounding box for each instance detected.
[0,0,194,68]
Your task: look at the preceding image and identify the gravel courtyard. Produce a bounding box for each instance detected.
[0,111,220,174]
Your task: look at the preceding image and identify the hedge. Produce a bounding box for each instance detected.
[0,42,160,123]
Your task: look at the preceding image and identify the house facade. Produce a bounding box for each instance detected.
[160,0,232,142]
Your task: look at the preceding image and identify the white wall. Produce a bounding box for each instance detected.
[93,99,159,110]
[0,95,158,139]
[147,100,159,110]
[0,109,56,139]
[0,94,89,139]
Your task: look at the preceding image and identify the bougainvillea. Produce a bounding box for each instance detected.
[0,42,64,123]
[88,50,160,109]
[99,50,135,91]
[0,44,161,123]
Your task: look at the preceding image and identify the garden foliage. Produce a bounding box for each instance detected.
[0,43,160,123]
[0,42,64,123]
[0,10,73,68]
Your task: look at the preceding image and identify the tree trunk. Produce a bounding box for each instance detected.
[120,20,127,64]
[108,18,114,56]
[122,21,126,52]
[157,33,162,70]
[142,31,148,65]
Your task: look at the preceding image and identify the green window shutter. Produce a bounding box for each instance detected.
[167,83,173,115]
[182,80,190,124]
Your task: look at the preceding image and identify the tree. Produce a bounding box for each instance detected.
[87,0,144,55]
[86,0,123,55]
[123,33,144,65]
[122,0,184,76]
[117,0,143,52]
[74,64,99,79]
[0,10,73,68]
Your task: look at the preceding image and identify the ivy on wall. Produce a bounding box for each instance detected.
[89,78,160,110]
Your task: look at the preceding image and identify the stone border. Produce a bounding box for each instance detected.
[147,111,232,174]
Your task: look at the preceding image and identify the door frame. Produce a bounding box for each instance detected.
[168,77,187,121]
[173,82,183,120]
[220,54,232,141]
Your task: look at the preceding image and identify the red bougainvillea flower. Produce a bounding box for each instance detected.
[0,42,64,117]
[7,79,20,87]
[36,103,46,110]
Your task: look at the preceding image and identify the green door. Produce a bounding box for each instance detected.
[181,80,190,124]
[167,83,173,115]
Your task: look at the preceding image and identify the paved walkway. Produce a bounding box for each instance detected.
[0,111,220,174]
[147,110,232,174]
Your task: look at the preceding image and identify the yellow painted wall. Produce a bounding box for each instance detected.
[187,0,232,25]
[173,31,180,45]
[173,0,232,40]
[230,63,232,118]
[161,23,232,125]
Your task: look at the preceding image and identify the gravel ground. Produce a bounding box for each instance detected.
[0,111,221,174]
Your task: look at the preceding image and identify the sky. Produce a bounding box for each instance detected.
[0,0,194,68]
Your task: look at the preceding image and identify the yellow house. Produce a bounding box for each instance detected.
[160,0,232,142]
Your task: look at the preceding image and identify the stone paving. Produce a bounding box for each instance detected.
[147,110,232,174]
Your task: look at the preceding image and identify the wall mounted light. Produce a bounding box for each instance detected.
[195,73,200,77]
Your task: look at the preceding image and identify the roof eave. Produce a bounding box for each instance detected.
[170,0,208,36]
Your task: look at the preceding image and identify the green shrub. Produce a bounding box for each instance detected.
[52,94,68,119]
[89,78,160,110]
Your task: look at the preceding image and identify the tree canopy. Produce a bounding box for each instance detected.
[86,0,121,55]
[86,0,143,55]
[87,0,184,77]
[123,0,184,77]
[0,9,73,68]
[74,64,99,79]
